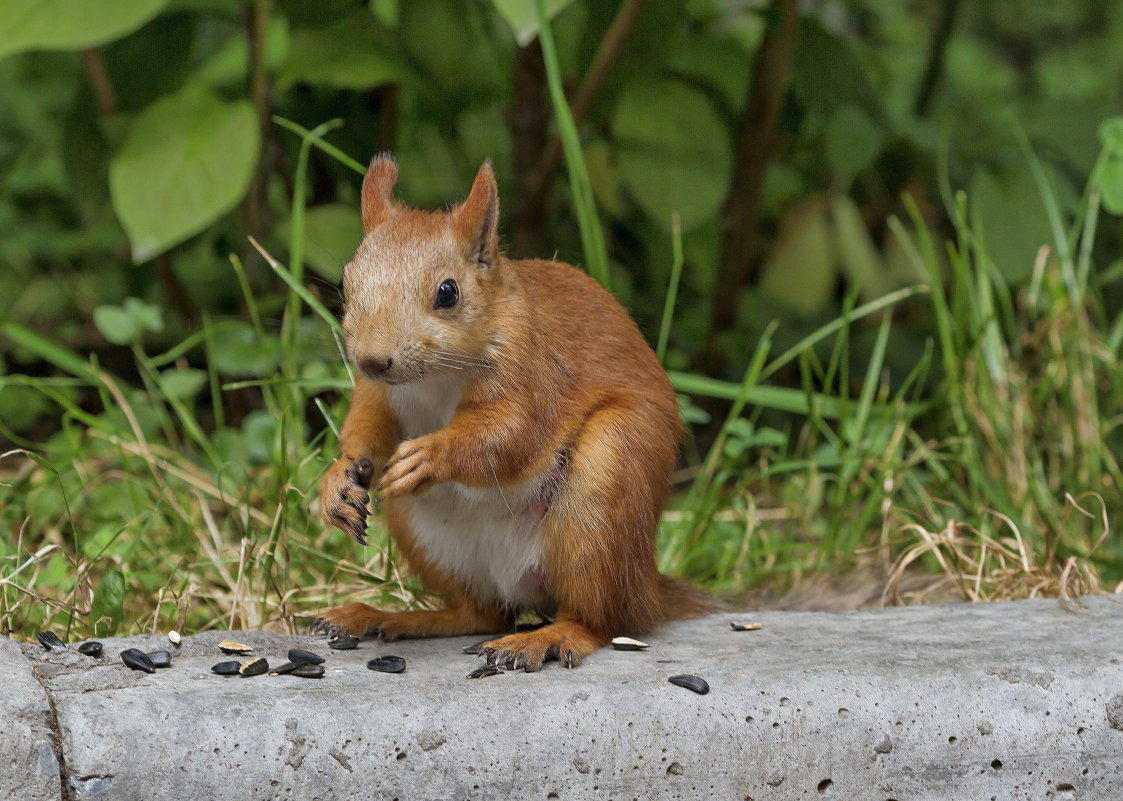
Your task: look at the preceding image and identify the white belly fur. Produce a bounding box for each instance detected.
[388,375,551,610]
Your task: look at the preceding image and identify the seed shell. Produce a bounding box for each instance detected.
[269,662,302,676]
[238,657,269,677]
[328,634,359,650]
[367,655,406,674]
[466,665,503,679]
[146,649,172,668]
[37,631,66,650]
[729,621,762,632]
[77,641,103,658]
[211,661,241,675]
[287,648,325,665]
[611,636,650,651]
[292,664,325,679]
[121,648,156,674]
[218,640,253,654]
[668,674,709,695]
[168,630,182,645]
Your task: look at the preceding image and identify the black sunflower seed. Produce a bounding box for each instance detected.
[287,648,325,665]
[269,662,302,676]
[146,650,172,668]
[466,665,503,679]
[328,634,359,650]
[218,640,253,654]
[668,674,709,695]
[367,655,406,673]
[292,664,325,679]
[121,648,156,674]
[211,661,241,675]
[77,641,103,657]
[37,631,66,650]
[238,657,269,677]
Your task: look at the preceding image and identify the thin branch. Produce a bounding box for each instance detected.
[913,0,962,118]
[708,0,800,341]
[526,0,647,206]
[243,0,272,273]
[81,49,118,116]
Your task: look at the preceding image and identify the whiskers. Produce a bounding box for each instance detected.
[424,348,494,373]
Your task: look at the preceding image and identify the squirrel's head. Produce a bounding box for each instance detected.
[340,155,506,385]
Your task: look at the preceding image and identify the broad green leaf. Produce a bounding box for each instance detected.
[0,0,170,58]
[832,194,892,302]
[1101,158,1123,215]
[759,194,835,316]
[613,80,732,232]
[192,16,290,88]
[301,204,362,281]
[242,409,278,464]
[89,570,126,637]
[825,106,883,179]
[110,86,259,262]
[792,18,883,122]
[159,368,207,400]
[492,0,576,47]
[1098,117,1123,152]
[970,167,1054,282]
[94,298,164,344]
[277,12,407,90]
[210,322,282,375]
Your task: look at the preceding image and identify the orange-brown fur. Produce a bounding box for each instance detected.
[316,155,708,671]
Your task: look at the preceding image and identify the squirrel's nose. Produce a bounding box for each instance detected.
[359,355,393,377]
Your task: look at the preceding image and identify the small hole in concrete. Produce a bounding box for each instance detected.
[780,697,791,707]
[948,736,958,744]
[772,722,780,729]
[1082,769,1089,776]
[396,752,407,761]
[991,760,1002,771]
[838,708,849,718]
[1056,784,1075,793]
[817,779,833,795]
[547,794,560,799]
[1076,728,1085,737]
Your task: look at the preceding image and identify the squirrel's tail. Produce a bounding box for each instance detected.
[657,573,718,621]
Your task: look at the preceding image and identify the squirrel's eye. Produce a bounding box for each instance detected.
[435,278,459,309]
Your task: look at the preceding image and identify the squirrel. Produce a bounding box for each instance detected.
[314,155,709,671]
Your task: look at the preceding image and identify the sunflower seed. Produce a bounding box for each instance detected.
[121,648,156,674]
[668,674,709,695]
[146,650,172,668]
[287,648,324,665]
[729,621,762,632]
[77,641,103,658]
[268,662,302,676]
[611,636,650,651]
[211,661,241,675]
[466,665,503,679]
[168,630,182,645]
[328,634,359,650]
[37,631,66,650]
[238,657,269,677]
[367,655,406,673]
[292,664,325,679]
[218,640,253,654]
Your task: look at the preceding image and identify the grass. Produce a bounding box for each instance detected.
[2,35,1121,639]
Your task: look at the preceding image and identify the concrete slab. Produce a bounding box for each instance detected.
[13,596,1123,800]
[0,635,62,801]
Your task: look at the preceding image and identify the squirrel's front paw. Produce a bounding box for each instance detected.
[378,435,444,498]
[320,457,376,544]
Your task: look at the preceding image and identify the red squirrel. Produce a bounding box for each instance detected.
[315,155,707,670]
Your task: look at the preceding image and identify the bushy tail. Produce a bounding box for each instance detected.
[658,573,719,621]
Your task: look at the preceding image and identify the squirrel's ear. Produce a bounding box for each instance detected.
[453,160,499,267]
[361,154,399,233]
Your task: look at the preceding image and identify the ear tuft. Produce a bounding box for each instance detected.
[361,154,399,233]
[453,160,500,267]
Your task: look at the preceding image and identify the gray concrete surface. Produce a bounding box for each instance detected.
[0,635,60,801]
[4,596,1123,800]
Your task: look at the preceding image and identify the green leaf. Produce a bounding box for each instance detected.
[89,570,126,637]
[1101,157,1123,215]
[210,322,283,375]
[825,106,883,179]
[277,12,408,90]
[242,409,278,464]
[1098,117,1123,152]
[159,368,207,400]
[0,0,171,58]
[296,204,362,281]
[759,194,835,316]
[93,298,164,344]
[492,0,576,47]
[613,80,732,232]
[192,16,290,88]
[109,86,260,262]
